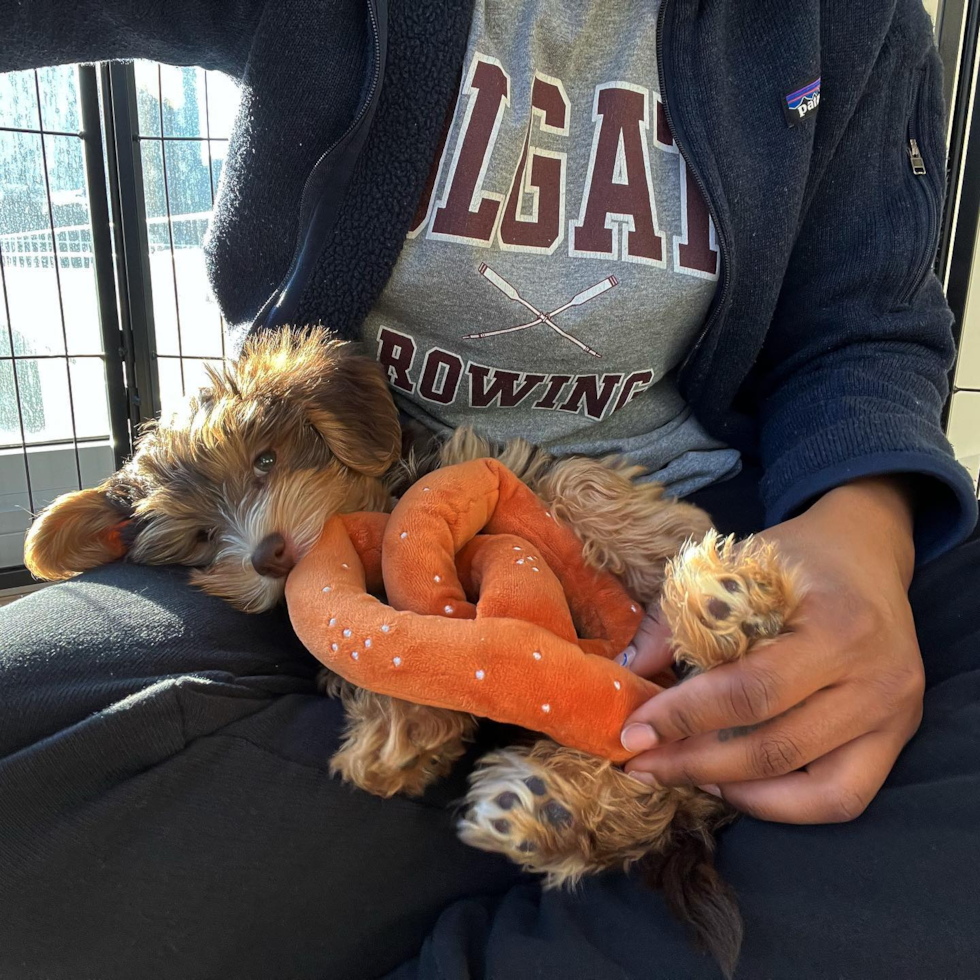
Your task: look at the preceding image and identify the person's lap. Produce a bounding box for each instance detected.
[1,471,977,980]
[392,475,980,980]
[0,559,521,980]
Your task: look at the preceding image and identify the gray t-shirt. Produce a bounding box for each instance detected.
[362,0,740,497]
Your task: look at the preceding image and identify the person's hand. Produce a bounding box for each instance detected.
[620,477,924,824]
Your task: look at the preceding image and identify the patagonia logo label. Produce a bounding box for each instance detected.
[783,77,821,128]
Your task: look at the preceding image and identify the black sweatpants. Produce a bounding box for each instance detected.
[1,470,977,980]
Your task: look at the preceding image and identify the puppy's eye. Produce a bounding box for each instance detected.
[196,527,216,543]
[253,449,277,475]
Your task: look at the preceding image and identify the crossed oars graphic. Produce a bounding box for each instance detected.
[464,263,618,359]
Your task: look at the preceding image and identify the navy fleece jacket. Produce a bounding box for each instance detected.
[2,0,976,559]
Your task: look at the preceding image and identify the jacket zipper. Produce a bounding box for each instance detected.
[899,66,939,305]
[656,0,732,378]
[907,138,926,175]
[251,0,384,333]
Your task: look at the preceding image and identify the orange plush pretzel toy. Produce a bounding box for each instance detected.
[286,458,669,762]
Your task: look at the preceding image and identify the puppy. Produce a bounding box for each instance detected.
[25,330,400,610]
[26,327,800,976]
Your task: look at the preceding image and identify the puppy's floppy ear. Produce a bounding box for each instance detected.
[24,486,132,581]
[238,327,402,477]
[307,351,402,477]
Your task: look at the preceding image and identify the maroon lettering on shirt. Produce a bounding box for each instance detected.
[674,156,720,279]
[533,375,573,410]
[376,326,417,393]
[558,373,625,419]
[430,56,510,244]
[371,329,664,425]
[410,54,717,284]
[498,73,569,253]
[613,369,656,411]
[418,348,464,404]
[570,83,666,266]
[467,364,548,407]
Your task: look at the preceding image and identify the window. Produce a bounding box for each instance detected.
[0,62,239,584]
[130,61,239,416]
[0,66,114,575]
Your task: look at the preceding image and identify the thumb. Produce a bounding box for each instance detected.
[621,608,673,679]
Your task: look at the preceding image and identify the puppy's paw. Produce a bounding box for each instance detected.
[458,747,585,885]
[662,530,802,672]
[330,739,458,798]
[329,690,475,798]
[458,742,680,886]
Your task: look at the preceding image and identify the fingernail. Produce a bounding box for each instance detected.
[698,784,722,798]
[621,723,658,753]
[627,770,657,786]
[618,646,636,669]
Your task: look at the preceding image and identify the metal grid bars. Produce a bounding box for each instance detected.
[0,65,121,587]
[128,61,239,418]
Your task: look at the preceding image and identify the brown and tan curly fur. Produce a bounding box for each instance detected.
[25,327,802,976]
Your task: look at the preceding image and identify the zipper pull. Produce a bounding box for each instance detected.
[908,138,927,175]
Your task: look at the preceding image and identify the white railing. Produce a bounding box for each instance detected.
[0,212,212,271]
[0,225,94,270]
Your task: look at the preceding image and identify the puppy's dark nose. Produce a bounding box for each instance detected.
[251,533,294,578]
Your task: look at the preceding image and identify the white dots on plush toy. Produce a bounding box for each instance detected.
[322,586,332,593]
[381,624,391,633]
[343,628,352,638]
[330,643,338,652]
[541,703,551,713]
[351,651,359,661]
[444,605,454,615]
[422,487,430,492]
[475,669,486,681]
[392,656,402,667]
[532,651,542,661]
[516,559,525,566]
[513,546,522,551]
[630,604,638,613]
[341,563,349,569]
[614,680,622,691]
[531,567,540,573]
[545,511,552,519]
[434,574,441,583]
[329,617,337,627]
[400,531,408,540]
[364,638,372,648]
